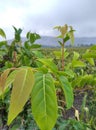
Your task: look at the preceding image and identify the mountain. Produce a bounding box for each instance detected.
[36,36,96,47]
[8,36,96,47]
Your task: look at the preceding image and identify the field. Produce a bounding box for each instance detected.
[0,27,96,130]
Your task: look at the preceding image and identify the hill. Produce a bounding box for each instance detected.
[8,36,96,47]
[36,36,96,47]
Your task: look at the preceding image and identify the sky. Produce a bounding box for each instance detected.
[0,0,96,39]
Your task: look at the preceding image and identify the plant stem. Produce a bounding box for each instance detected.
[13,51,17,67]
[61,39,65,71]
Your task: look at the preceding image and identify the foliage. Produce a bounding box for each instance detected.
[0,26,96,130]
[0,26,74,129]
[54,24,75,70]
[31,72,58,130]
[54,118,92,130]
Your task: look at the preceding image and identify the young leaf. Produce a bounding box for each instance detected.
[31,72,58,130]
[0,70,19,97]
[12,26,18,32]
[26,31,30,39]
[80,74,93,87]
[5,70,19,89]
[53,50,61,59]
[0,69,11,91]
[86,58,95,66]
[83,51,96,58]
[68,30,74,44]
[54,25,68,38]
[59,69,74,78]
[71,76,82,88]
[60,24,68,37]
[13,26,22,42]
[53,26,61,30]
[72,60,86,68]
[69,26,75,44]
[38,58,58,73]
[0,28,6,39]
[7,67,34,125]
[73,51,80,60]
[27,32,41,44]
[59,76,74,109]
[33,51,44,58]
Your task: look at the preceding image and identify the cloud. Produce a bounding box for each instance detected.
[0,0,96,38]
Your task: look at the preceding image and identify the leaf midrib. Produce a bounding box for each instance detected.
[18,69,27,102]
[43,74,47,117]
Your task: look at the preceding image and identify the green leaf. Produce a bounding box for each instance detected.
[64,51,69,58]
[5,61,13,68]
[31,44,41,48]
[38,58,58,73]
[90,45,96,50]
[72,60,86,68]
[64,34,70,43]
[59,69,74,78]
[26,31,30,39]
[27,32,41,44]
[73,51,80,60]
[0,28,6,39]
[38,66,48,74]
[24,41,30,49]
[30,33,36,43]
[53,50,69,59]
[7,67,34,125]
[59,76,74,109]
[69,26,75,44]
[53,51,61,59]
[58,40,62,46]
[13,26,22,42]
[72,76,82,88]
[0,41,7,47]
[80,74,94,87]
[83,51,96,58]
[33,51,44,58]
[58,41,62,46]
[12,26,18,32]
[31,72,58,130]
[23,56,31,66]
[57,35,63,39]
[86,58,95,66]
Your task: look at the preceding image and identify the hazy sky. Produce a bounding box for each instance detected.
[0,0,96,39]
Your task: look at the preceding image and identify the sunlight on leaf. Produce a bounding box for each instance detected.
[59,76,74,109]
[31,72,58,130]
[8,67,34,125]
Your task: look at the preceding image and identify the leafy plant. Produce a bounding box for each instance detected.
[0,47,74,129]
[0,61,74,130]
[55,118,92,130]
[1,25,96,130]
[54,24,75,70]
